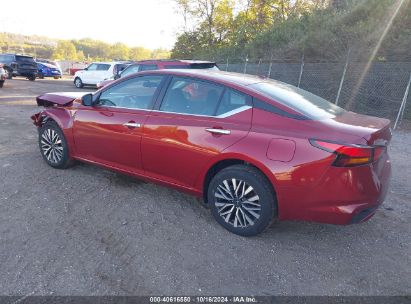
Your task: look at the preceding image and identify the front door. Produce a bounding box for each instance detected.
[73,74,165,173]
[81,63,98,83]
[142,76,253,188]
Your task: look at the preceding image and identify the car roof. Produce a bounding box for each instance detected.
[136,59,215,65]
[91,61,125,65]
[143,69,266,87]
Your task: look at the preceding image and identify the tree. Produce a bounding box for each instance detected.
[109,42,130,60]
[130,47,152,60]
[52,41,77,60]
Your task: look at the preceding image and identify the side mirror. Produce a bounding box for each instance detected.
[84,67,88,71]
[81,93,94,106]
[114,74,120,80]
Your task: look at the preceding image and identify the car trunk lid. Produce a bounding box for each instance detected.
[328,111,392,146]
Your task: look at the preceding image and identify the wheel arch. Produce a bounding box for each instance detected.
[39,108,72,130]
[37,108,75,157]
[200,154,279,205]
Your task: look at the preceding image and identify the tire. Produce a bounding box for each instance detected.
[208,164,277,236]
[0,81,3,88]
[38,121,74,169]
[53,76,59,79]
[74,77,83,88]
[28,74,36,81]
[38,73,45,79]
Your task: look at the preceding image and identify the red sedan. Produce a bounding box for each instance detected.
[31,70,392,236]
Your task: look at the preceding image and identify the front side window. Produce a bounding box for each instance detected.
[98,75,164,109]
[160,77,224,116]
[86,63,98,71]
[121,65,140,77]
[140,64,158,71]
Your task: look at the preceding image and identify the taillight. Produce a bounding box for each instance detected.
[310,139,385,167]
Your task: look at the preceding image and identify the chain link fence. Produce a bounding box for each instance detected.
[215,55,411,129]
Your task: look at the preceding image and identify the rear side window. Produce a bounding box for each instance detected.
[249,81,345,119]
[97,64,110,71]
[160,77,223,116]
[216,89,251,116]
[140,64,158,71]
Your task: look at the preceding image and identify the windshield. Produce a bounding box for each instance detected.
[249,80,345,119]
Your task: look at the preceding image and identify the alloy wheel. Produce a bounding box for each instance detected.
[41,128,63,164]
[214,178,261,228]
[75,78,82,88]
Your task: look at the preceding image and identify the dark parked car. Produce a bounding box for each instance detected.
[0,54,37,80]
[31,70,391,236]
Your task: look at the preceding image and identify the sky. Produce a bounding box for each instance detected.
[0,0,184,50]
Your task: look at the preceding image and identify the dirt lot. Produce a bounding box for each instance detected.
[0,78,410,296]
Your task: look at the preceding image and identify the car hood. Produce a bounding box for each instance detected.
[36,92,90,107]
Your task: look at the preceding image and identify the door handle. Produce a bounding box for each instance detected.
[123,122,141,128]
[205,128,231,135]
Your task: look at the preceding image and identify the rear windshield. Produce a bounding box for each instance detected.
[16,56,35,63]
[164,65,190,69]
[249,81,345,119]
[189,63,219,70]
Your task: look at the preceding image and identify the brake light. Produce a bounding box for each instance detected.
[310,139,384,167]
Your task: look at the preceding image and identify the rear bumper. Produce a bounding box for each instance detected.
[277,154,391,225]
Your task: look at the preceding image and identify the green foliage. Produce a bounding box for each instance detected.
[53,41,77,60]
[0,32,170,61]
[171,0,411,62]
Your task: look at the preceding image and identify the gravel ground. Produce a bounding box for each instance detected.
[0,78,410,296]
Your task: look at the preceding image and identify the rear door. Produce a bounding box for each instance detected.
[142,76,252,188]
[73,75,165,173]
[90,63,111,84]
